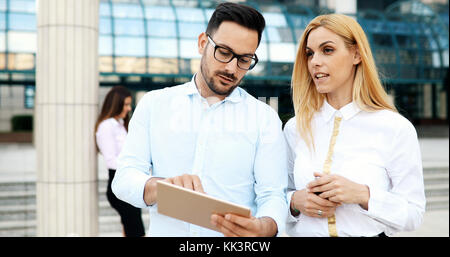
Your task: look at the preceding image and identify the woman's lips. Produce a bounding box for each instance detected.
[313,72,329,83]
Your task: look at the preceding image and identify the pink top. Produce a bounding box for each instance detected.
[96,117,127,170]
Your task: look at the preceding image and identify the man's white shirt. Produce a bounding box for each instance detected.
[113,75,288,236]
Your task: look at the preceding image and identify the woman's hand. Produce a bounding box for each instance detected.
[307,172,370,210]
[290,188,339,218]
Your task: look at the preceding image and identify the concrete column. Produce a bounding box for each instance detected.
[387,89,395,108]
[35,0,99,236]
[439,90,447,119]
[269,97,278,113]
[423,83,432,118]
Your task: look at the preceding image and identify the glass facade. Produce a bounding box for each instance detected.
[0,0,448,125]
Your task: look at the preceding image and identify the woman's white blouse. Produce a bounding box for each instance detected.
[283,101,426,237]
[96,118,127,170]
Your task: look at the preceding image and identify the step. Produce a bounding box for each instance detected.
[426,195,449,211]
[424,172,449,185]
[423,166,449,175]
[0,220,36,237]
[0,181,35,192]
[0,190,35,206]
[0,199,148,220]
[0,212,149,237]
[425,183,449,197]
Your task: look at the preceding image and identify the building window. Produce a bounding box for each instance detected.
[24,85,34,109]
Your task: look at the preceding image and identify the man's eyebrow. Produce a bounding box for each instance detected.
[215,41,255,56]
[306,40,336,50]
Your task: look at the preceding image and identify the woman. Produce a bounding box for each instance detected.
[284,14,426,237]
[95,86,145,237]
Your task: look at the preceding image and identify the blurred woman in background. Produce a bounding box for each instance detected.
[95,86,145,237]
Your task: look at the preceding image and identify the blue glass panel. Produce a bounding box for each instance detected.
[148,38,177,58]
[269,43,295,63]
[24,85,35,109]
[100,2,111,17]
[0,0,5,12]
[114,19,145,36]
[388,21,413,35]
[99,17,112,35]
[0,32,5,52]
[263,12,287,27]
[266,27,281,43]
[99,36,113,56]
[178,22,205,39]
[175,7,204,22]
[360,19,387,33]
[372,33,393,47]
[115,37,146,56]
[9,0,35,13]
[113,3,143,18]
[147,20,176,37]
[9,13,36,31]
[8,31,36,52]
[204,9,214,21]
[179,39,199,59]
[0,12,5,29]
[255,42,268,61]
[145,6,175,21]
[289,14,313,28]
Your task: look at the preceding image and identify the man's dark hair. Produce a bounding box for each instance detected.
[206,2,265,46]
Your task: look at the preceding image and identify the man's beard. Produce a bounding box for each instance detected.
[199,56,242,97]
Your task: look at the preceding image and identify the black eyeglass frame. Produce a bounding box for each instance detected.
[206,34,259,70]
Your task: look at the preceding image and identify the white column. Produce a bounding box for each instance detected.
[35,0,100,236]
[387,89,395,107]
[439,90,447,119]
[423,84,432,118]
[269,97,278,113]
[258,96,267,103]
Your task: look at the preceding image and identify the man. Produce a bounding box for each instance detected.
[112,2,287,237]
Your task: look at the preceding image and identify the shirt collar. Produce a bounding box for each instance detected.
[184,73,243,103]
[320,99,361,123]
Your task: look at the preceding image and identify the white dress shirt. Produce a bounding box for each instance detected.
[96,118,127,170]
[283,100,426,237]
[112,75,288,237]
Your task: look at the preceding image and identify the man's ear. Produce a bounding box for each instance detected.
[353,48,361,65]
[198,32,208,55]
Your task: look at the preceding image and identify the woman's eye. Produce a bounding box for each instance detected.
[306,51,313,57]
[324,48,334,54]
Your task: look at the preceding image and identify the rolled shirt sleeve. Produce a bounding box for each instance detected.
[253,106,288,236]
[283,118,302,223]
[360,119,426,234]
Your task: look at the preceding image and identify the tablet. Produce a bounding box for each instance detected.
[156,180,251,232]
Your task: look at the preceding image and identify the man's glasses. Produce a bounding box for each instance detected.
[207,34,258,70]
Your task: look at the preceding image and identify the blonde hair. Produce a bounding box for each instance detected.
[291,14,396,150]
